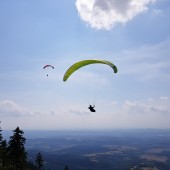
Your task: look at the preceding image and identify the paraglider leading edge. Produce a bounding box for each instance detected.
[63,59,118,81]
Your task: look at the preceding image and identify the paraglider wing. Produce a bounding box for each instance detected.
[63,59,118,81]
[43,65,54,69]
[43,65,54,77]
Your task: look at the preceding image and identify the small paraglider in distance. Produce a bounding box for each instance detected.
[43,64,54,77]
[88,105,96,112]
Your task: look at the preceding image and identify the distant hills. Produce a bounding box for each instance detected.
[11,129,170,170]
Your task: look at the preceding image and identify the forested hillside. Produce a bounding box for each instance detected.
[0,123,45,170]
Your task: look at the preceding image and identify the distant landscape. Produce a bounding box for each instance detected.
[3,129,170,170]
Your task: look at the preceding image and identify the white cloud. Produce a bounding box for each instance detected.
[160,96,169,100]
[67,109,91,116]
[0,100,41,117]
[122,98,170,115]
[75,0,156,30]
[106,97,170,128]
[112,101,118,105]
[65,104,93,116]
[1,97,170,129]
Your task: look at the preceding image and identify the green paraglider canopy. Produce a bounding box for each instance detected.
[63,59,118,81]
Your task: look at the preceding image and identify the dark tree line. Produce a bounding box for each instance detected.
[0,123,44,170]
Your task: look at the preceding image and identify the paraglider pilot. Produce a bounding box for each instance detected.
[88,105,96,112]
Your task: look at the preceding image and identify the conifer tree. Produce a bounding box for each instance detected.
[0,122,8,169]
[0,121,3,168]
[8,126,27,170]
[35,152,44,170]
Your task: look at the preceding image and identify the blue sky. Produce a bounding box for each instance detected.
[0,0,170,130]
